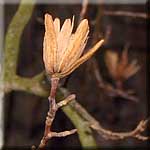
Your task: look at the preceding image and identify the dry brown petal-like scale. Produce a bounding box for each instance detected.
[105,49,140,81]
[43,13,104,78]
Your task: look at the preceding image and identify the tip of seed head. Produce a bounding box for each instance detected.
[45,13,52,19]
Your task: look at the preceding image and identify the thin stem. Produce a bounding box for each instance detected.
[116,80,123,90]
[39,77,59,148]
[103,10,147,19]
[38,78,77,149]
[79,0,88,22]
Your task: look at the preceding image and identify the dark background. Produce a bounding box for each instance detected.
[4,2,149,148]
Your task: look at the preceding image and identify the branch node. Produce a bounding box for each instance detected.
[49,129,77,138]
[57,94,76,109]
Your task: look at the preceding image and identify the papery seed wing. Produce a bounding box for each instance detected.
[60,39,104,78]
[59,19,89,72]
[56,18,74,71]
[43,35,53,74]
[44,14,57,73]
[65,34,89,71]
[123,60,140,79]
[119,48,128,69]
[116,49,129,80]
[121,43,130,65]
[105,50,118,79]
[54,18,60,37]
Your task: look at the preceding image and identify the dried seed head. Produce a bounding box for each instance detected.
[43,13,104,78]
[105,49,140,82]
[105,50,118,79]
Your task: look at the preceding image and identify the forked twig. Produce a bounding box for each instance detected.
[66,96,150,141]
[38,78,77,149]
[92,58,138,102]
[91,119,150,140]
[103,10,148,19]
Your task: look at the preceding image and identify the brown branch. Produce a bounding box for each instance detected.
[103,10,148,19]
[49,129,77,138]
[67,97,150,141]
[38,78,76,149]
[78,5,148,140]
[104,25,112,45]
[92,58,138,102]
[79,0,88,22]
[39,77,59,148]
[57,94,76,108]
[91,119,149,141]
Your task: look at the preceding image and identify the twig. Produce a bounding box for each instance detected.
[92,7,103,44]
[39,78,59,148]
[57,94,76,108]
[91,119,149,141]
[39,78,76,149]
[48,129,77,138]
[92,59,138,102]
[66,96,150,141]
[79,0,88,22]
[91,5,112,45]
[103,10,148,19]
[104,25,112,45]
